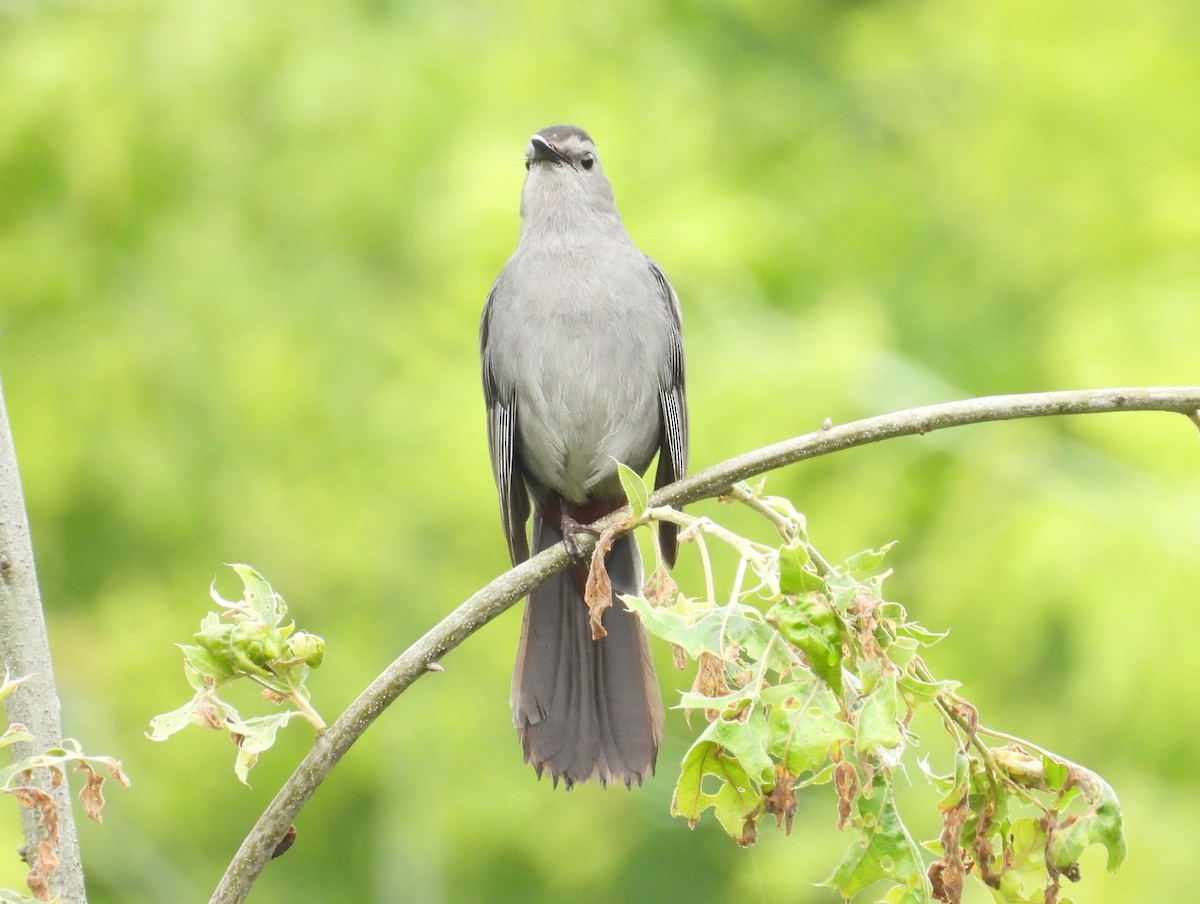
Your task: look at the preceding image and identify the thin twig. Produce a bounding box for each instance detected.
[724,483,795,541]
[210,385,1200,904]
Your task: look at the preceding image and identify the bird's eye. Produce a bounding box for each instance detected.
[580,153,595,170]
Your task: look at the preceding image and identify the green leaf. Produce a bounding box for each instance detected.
[231,712,299,785]
[0,725,35,751]
[0,672,31,704]
[995,816,1051,901]
[228,563,285,628]
[858,656,883,696]
[615,461,649,519]
[777,544,825,595]
[701,706,774,782]
[0,737,131,817]
[676,685,757,714]
[1050,776,1127,872]
[823,780,929,899]
[179,643,237,687]
[284,631,326,668]
[844,542,897,580]
[1043,755,1068,792]
[856,671,903,753]
[764,684,852,776]
[672,739,762,841]
[882,887,927,904]
[0,890,40,903]
[766,596,844,696]
[625,596,796,672]
[894,619,948,646]
[897,669,959,707]
[145,694,207,742]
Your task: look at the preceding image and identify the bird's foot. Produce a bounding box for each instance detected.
[560,513,600,564]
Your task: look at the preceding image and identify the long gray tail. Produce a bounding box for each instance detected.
[510,512,663,788]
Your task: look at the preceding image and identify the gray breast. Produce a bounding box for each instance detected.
[489,245,671,503]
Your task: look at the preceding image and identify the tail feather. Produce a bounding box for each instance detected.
[510,512,663,788]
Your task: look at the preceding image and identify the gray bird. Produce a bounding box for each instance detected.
[480,125,688,788]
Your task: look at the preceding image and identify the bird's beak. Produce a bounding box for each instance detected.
[530,133,569,165]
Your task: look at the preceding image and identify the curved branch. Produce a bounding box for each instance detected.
[209,386,1200,904]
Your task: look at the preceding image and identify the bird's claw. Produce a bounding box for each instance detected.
[561,513,600,564]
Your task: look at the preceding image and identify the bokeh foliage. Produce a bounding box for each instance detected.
[1,0,1197,901]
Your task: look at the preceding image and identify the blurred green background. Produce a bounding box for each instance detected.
[2,0,1198,901]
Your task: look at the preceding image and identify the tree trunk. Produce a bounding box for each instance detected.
[0,375,87,903]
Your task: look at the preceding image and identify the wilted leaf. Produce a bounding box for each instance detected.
[584,525,619,640]
[689,651,732,723]
[929,783,969,903]
[763,765,798,833]
[642,565,678,608]
[834,759,858,831]
[75,761,106,824]
[4,786,58,902]
[671,644,688,670]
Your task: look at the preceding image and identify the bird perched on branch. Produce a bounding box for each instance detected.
[480,124,688,788]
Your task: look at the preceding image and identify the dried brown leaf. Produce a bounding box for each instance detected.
[28,834,59,902]
[973,797,1000,889]
[197,700,224,730]
[107,758,132,789]
[763,765,798,834]
[853,589,888,664]
[931,788,969,902]
[834,760,858,831]
[641,565,678,607]
[584,525,620,641]
[671,644,688,671]
[691,652,731,723]
[735,816,758,848]
[6,786,60,901]
[76,761,106,824]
